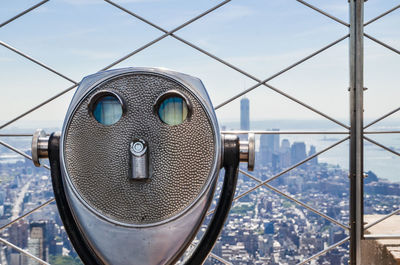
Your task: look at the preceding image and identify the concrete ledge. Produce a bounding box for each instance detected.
[362,215,400,265]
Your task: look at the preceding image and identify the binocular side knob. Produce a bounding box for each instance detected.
[32,129,50,167]
[238,133,255,171]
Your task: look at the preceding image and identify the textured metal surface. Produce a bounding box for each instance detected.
[63,72,216,225]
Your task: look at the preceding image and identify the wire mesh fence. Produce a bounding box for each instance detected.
[0,0,399,264]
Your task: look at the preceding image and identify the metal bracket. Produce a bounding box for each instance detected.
[31,129,50,167]
[238,133,255,171]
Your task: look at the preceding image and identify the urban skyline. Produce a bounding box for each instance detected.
[1,125,399,264]
[0,96,398,264]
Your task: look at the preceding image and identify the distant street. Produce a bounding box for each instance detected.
[293,207,310,229]
[11,180,32,220]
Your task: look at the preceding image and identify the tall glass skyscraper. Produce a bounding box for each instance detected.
[240,97,250,130]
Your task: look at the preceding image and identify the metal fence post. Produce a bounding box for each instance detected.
[349,0,364,264]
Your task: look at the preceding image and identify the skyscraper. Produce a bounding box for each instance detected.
[25,222,46,265]
[291,142,307,165]
[279,139,291,168]
[259,129,280,166]
[281,139,290,152]
[27,238,41,265]
[9,221,28,250]
[267,129,280,153]
[240,97,250,130]
[259,134,272,166]
[308,145,318,165]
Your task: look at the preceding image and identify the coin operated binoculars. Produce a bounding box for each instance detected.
[31,68,255,265]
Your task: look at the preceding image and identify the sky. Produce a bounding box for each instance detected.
[0,0,399,130]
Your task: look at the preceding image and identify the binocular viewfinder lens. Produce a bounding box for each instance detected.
[158,96,188,125]
[92,95,123,125]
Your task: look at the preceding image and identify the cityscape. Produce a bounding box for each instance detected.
[0,97,398,264]
[0,0,399,264]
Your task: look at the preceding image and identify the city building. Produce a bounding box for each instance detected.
[26,222,46,265]
[259,129,279,167]
[291,142,307,165]
[308,145,318,165]
[9,221,28,250]
[279,139,291,169]
[240,97,250,131]
[26,238,41,265]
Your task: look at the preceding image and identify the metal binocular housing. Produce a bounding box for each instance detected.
[31,67,255,265]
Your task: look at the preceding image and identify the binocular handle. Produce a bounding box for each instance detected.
[48,132,239,265]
